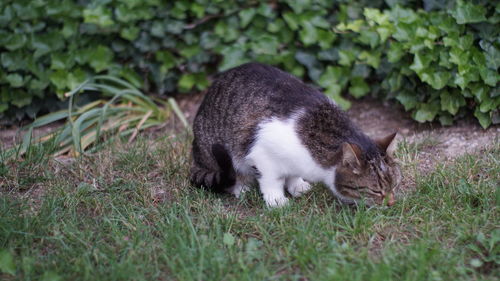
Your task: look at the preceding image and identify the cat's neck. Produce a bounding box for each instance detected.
[296,102,379,168]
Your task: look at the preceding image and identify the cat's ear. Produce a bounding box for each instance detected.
[341,143,362,169]
[376,132,398,158]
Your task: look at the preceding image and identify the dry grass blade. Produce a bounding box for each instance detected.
[13,76,190,157]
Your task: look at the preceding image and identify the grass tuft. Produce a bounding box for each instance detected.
[0,137,498,280]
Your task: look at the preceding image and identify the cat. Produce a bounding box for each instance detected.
[190,62,401,207]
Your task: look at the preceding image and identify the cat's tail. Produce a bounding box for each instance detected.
[190,144,236,193]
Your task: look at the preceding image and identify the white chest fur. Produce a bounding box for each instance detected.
[240,114,338,206]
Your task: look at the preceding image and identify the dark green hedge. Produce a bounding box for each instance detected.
[0,0,499,127]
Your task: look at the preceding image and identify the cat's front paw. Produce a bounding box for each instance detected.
[287,178,312,197]
[263,194,289,207]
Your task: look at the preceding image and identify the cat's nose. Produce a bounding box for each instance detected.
[386,192,395,206]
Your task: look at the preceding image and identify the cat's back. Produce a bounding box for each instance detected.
[198,62,328,116]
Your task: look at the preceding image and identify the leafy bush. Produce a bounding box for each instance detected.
[335,1,500,128]
[0,0,498,127]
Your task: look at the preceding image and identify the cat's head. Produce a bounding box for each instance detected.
[334,133,401,207]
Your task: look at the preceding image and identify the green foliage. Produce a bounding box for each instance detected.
[0,0,498,127]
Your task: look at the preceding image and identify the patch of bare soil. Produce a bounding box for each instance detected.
[347,98,498,160]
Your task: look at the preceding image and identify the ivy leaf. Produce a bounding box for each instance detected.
[383,72,402,92]
[479,67,500,87]
[283,12,299,30]
[165,20,184,35]
[441,90,465,115]
[474,108,491,128]
[120,26,140,41]
[29,79,49,91]
[180,45,201,58]
[299,22,318,46]
[156,51,176,73]
[318,66,349,88]
[349,77,370,98]
[376,26,392,43]
[3,34,27,51]
[151,21,166,37]
[359,30,379,48]
[66,69,87,90]
[391,6,418,23]
[178,73,196,92]
[387,42,405,63]
[83,6,114,27]
[0,250,15,275]
[5,74,24,88]
[200,32,220,49]
[31,32,64,59]
[410,52,432,73]
[190,3,205,18]
[214,21,239,42]
[50,53,75,70]
[325,85,351,110]
[414,103,439,122]
[338,49,357,67]
[336,20,364,32]
[10,90,32,107]
[251,35,279,55]
[439,50,452,69]
[358,51,381,68]
[449,0,486,24]
[239,8,256,28]
[427,71,451,90]
[364,8,390,25]
[479,40,500,70]
[439,114,453,126]
[449,47,468,66]
[470,83,489,103]
[219,46,248,71]
[393,23,414,42]
[88,46,113,72]
[317,30,336,49]
[49,70,68,89]
[62,21,78,38]
[295,51,322,81]
[396,90,418,111]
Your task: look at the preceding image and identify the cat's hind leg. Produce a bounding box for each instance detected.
[286,177,312,197]
[190,143,236,192]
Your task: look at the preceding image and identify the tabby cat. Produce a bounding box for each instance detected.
[190,63,401,207]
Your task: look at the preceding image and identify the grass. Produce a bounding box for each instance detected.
[0,134,498,281]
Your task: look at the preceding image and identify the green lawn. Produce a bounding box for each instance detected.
[1,135,498,281]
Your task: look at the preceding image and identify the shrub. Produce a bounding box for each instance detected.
[0,0,498,127]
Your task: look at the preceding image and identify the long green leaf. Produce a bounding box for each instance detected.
[168,98,190,130]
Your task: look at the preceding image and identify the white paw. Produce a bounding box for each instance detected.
[263,194,289,208]
[287,178,312,197]
[228,183,250,198]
